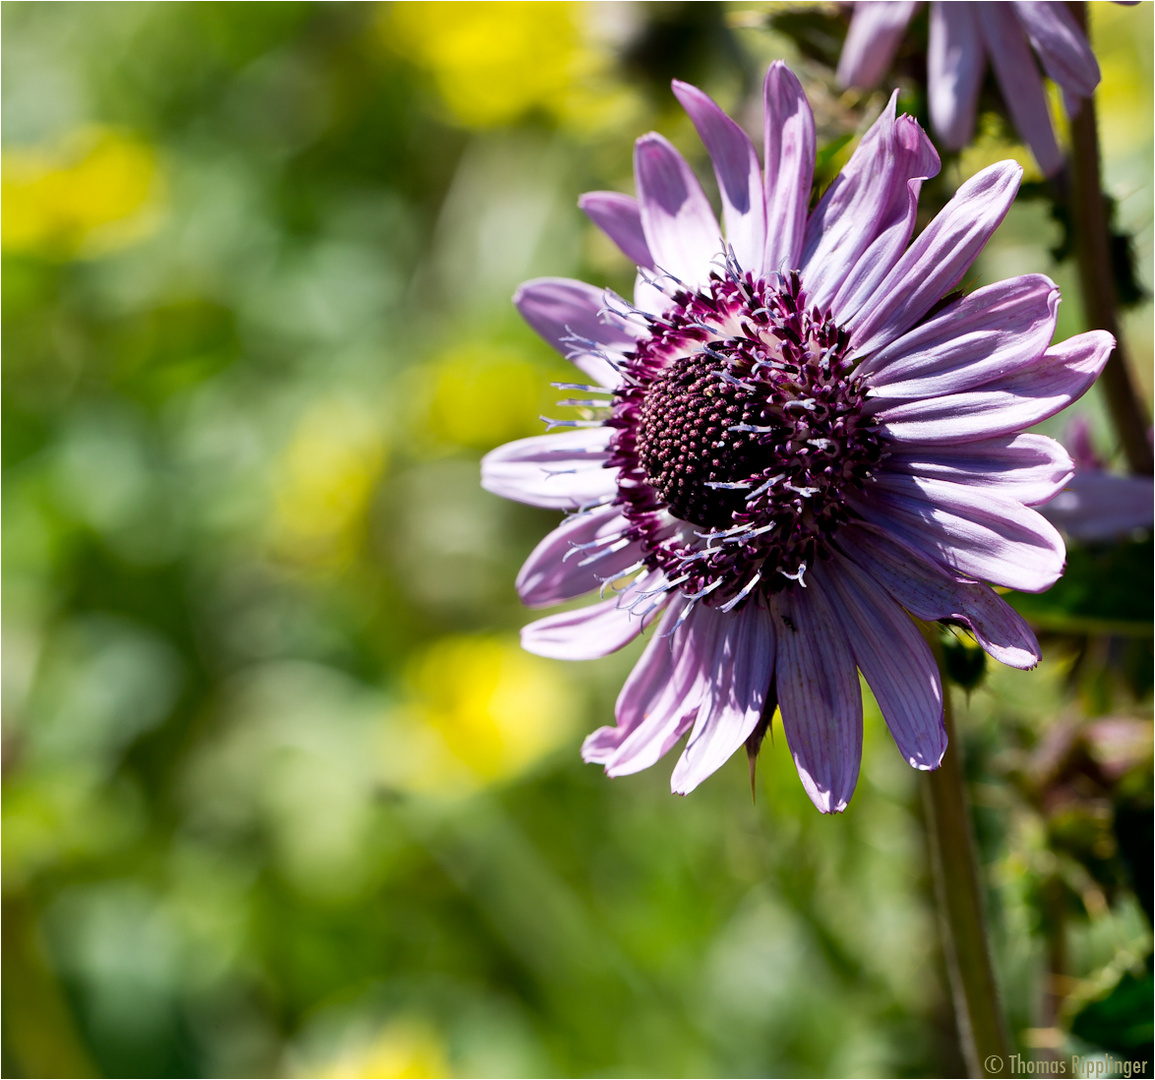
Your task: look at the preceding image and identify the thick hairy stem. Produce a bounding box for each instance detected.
[924,651,1011,1078]
[1067,2,1153,474]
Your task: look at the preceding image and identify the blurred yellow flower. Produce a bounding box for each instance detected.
[387,635,577,794]
[270,397,388,571]
[381,1,633,131]
[318,1017,451,1080]
[2,127,163,257]
[421,342,549,452]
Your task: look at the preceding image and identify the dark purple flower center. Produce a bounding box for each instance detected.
[609,270,885,607]
[634,349,767,528]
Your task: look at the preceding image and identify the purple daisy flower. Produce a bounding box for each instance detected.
[481,62,1112,812]
[837,1,1103,176]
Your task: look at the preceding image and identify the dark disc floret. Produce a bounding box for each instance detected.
[634,349,768,528]
[608,268,886,609]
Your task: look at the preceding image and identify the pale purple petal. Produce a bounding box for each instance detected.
[1013,1,1100,100]
[850,474,1066,593]
[869,329,1113,443]
[521,572,666,660]
[822,555,946,770]
[978,4,1062,177]
[634,132,722,287]
[480,428,615,509]
[837,1,921,89]
[927,2,985,150]
[772,580,862,814]
[1040,471,1155,542]
[578,191,655,269]
[633,270,670,317]
[849,161,1022,355]
[670,600,776,794]
[802,94,940,320]
[514,277,637,388]
[762,62,816,274]
[839,523,1041,669]
[861,274,1060,394]
[888,434,1075,506]
[516,506,641,608]
[585,596,720,776]
[582,594,686,767]
[672,80,767,274]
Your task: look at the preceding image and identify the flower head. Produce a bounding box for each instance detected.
[482,62,1111,812]
[838,1,1105,176]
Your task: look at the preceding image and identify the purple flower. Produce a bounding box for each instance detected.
[1040,420,1154,542]
[481,62,1111,812]
[837,1,1103,176]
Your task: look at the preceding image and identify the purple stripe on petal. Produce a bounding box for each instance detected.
[762,62,816,274]
[634,132,722,287]
[582,593,688,767]
[849,161,1022,355]
[888,434,1074,507]
[802,95,940,320]
[978,5,1062,177]
[672,80,767,274]
[850,474,1066,593]
[670,599,775,794]
[516,505,641,608]
[514,277,639,388]
[869,329,1113,443]
[521,571,666,660]
[772,580,862,814]
[593,597,726,777]
[839,522,1041,670]
[822,554,946,770]
[861,274,1059,394]
[1013,1,1100,101]
[837,1,921,89]
[927,2,984,150]
[481,428,615,509]
[578,191,655,269]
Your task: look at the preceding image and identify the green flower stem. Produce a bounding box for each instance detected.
[924,650,1011,1078]
[1067,1,1153,475]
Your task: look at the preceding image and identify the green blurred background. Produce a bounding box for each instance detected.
[3,3,1151,1077]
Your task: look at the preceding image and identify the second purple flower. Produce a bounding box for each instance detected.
[837,1,1104,176]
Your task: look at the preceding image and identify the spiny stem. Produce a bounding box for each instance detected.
[925,646,1011,1078]
[1067,1,1153,475]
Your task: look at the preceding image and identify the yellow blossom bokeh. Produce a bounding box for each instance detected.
[317,1017,451,1080]
[419,342,553,453]
[381,1,638,132]
[385,635,578,795]
[2,127,163,257]
[270,397,389,571]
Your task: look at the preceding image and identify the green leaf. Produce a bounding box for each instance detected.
[1008,536,1153,635]
[1070,960,1154,1053]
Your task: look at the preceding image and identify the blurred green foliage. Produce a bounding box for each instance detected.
[2,3,1151,1078]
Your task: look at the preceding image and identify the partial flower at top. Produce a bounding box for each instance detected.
[837,1,1103,176]
[481,62,1111,813]
[1040,419,1154,543]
